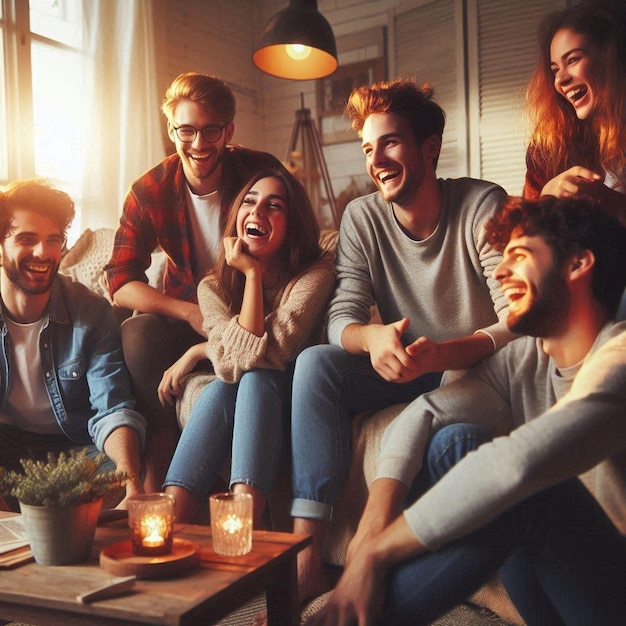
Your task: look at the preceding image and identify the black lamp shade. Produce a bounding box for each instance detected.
[252,0,338,80]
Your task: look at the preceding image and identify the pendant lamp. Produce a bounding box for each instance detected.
[252,0,338,80]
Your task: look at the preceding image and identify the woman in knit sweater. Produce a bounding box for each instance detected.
[160,168,336,526]
[523,0,625,225]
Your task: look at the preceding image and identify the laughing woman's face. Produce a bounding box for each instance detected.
[550,28,597,120]
[236,176,288,264]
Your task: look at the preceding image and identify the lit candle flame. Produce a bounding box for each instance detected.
[222,514,243,535]
[141,514,166,547]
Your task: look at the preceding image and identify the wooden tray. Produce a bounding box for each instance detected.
[100,537,200,579]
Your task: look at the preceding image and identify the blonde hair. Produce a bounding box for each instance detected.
[161,72,236,124]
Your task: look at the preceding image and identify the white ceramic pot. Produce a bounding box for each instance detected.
[19,498,103,565]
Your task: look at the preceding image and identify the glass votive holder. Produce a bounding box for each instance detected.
[127,493,175,556]
[209,492,253,556]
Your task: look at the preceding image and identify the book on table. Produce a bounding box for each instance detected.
[0,514,32,567]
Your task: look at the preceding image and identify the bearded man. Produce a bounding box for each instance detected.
[310,195,626,626]
[0,179,145,508]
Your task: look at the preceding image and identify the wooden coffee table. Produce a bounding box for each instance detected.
[0,521,310,625]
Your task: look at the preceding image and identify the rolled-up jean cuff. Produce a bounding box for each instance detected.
[291,498,333,522]
[229,477,270,501]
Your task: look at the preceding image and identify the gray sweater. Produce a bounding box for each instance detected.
[377,322,626,549]
[327,178,511,349]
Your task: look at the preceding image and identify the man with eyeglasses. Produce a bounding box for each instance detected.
[105,72,283,492]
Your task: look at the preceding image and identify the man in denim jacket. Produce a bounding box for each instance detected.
[0,179,145,507]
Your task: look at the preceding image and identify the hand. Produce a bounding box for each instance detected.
[223,236,260,276]
[157,343,207,406]
[367,318,421,383]
[305,545,387,626]
[405,336,441,376]
[540,166,602,200]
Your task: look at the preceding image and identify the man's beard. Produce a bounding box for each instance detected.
[2,258,57,295]
[507,267,570,337]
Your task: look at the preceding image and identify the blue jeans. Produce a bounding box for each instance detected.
[290,344,442,521]
[380,424,626,626]
[164,368,291,501]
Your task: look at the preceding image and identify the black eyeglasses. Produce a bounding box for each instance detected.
[172,124,225,143]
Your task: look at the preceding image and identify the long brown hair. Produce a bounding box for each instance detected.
[525,1,626,184]
[212,168,321,313]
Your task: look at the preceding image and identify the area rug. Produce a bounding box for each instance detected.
[214,592,517,625]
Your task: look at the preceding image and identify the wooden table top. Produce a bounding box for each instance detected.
[0,520,310,626]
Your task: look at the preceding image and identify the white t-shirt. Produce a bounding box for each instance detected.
[0,316,59,434]
[185,185,222,282]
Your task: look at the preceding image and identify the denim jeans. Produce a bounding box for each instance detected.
[164,367,291,501]
[290,344,442,521]
[380,424,626,626]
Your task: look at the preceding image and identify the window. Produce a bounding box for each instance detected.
[1,0,86,241]
[1,0,163,241]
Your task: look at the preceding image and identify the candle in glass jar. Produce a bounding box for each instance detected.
[209,492,252,556]
[141,514,167,548]
[128,493,175,556]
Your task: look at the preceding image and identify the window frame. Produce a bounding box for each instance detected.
[1,0,85,187]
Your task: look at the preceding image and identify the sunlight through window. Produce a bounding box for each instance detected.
[0,27,7,182]
[30,0,85,242]
[31,43,85,184]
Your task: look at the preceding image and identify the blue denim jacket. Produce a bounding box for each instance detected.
[0,275,146,450]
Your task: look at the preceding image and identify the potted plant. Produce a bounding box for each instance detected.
[0,449,128,565]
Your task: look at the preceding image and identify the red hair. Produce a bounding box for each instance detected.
[525,1,626,192]
[344,80,445,145]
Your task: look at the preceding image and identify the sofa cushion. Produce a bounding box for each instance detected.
[59,227,166,303]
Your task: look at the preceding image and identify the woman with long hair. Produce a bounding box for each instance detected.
[159,168,335,526]
[524,0,626,226]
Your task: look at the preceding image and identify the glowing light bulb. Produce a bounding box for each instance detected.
[286,44,312,61]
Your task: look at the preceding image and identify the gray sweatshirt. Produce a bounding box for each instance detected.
[377,322,626,549]
[327,178,512,350]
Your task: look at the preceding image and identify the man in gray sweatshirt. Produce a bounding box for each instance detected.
[307,196,626,626]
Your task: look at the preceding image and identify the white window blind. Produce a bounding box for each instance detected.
[468,0,567,194]
[392,0,567,194]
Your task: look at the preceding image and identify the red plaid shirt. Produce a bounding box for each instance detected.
[105,147,282,303]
